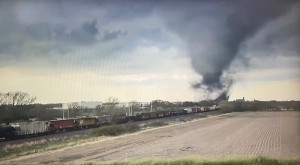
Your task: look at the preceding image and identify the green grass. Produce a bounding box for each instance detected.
[43,157,300,165]
[0,136,92,160]
[91,123,140,136]
[0,123,141,160]
[144,121,168,127]
[0,114,218,162]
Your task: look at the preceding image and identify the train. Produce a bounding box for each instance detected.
[0,115,112,141]
[0,106,219,141]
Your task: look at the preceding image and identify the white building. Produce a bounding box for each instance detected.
[80,101,103,109]
[62,101,103,109]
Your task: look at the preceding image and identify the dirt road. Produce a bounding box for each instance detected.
[5,111,300,164]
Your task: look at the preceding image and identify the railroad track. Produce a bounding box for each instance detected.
[0,111,223,149]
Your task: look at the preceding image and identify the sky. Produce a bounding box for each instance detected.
[0,0,299,103]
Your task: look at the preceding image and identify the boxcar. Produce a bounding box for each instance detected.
[157,111,164,118]
[184,108,193,114]
[10,121,48,136]
[191,108,198,113]
[77,117,97,128]
[149,112,158,119]
[204,107,210,112]
[171,110,180,116]
[179,109,188,115]
[0,125,16,140]
[49,119,77,132]
[112,115,129,124]
[140,113,150,120]
[96,115,112,125]
[163,111,172,117]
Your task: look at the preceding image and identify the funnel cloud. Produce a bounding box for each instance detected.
[0,0,299,102]
[158,0,299,100]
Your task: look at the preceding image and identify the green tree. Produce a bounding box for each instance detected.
[151,100,172,110]
[129,101,140,112]
[0,91,36,123]
[102,97,119,111]
[68,102,81,117]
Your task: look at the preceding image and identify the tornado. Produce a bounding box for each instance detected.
[159,0,298,100]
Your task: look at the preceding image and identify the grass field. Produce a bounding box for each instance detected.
[1,111,299,165]
[50,157,300,165]
[0,122,166,160]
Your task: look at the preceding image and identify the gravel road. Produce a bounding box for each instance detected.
[4,111,300,164]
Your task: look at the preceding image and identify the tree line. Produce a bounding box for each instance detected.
[1,91,299,124]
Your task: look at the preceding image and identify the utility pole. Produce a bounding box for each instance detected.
[128,106,131,116]
[62,109,64,119]
[68,108,70,119]
[150,103,153,112]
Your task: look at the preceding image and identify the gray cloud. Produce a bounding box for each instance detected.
[0,20,98,55]
[101,30,127,42]
[0,0,299,100]
[0,0,154,63]
[156,0,299,100]
[241,3,300,58]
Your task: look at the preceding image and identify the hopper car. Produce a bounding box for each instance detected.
[0,106,219,141]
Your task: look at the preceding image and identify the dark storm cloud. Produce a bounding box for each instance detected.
[101,30,127,42]
[0,0,299,100]
[54,19,98,44]
[0,0,153,60]
[155,0,299,100]
[0,19,98,56]
[241,3,300,58]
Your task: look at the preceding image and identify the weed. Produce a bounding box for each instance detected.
[92,124,140,137]
[41,157,300,165]
[145,121,168,128]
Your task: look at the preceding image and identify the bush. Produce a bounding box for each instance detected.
[124,123,140,133]
[92,123,140,136]
[92,125,125,136]
[145,121,168,127]
[48,157,300,165]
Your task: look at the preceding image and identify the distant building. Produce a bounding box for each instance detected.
[235,97,245,102]
[62,101,103,109]
[174,102,183,106]
[45,103,63,110]
[116,102,130,109]
[79,101,103,109]
[117,102,150,109]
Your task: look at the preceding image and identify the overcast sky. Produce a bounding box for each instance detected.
[0,0,299,103]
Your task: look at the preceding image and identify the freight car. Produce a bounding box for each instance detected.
[149,112,158,119]
[95,115,112,125]
[76,117,97,128]
[0,125,16,141]
[0,106,220,141]
[112,114,130,124]
[157,111,164,118]
[184,108,193,114]
[49,119,77,132]
[175,109,188,115]
[10,121,49,136]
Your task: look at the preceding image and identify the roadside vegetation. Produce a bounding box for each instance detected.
[46,157,300,165]
[92,123,140,136]
[1,91,299,162]
[0,135,95,160]
[0,121,167,160]
[1,91,300,124]
[144,121,168,127]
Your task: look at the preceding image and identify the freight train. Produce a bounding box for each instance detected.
[0,106,219,141]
